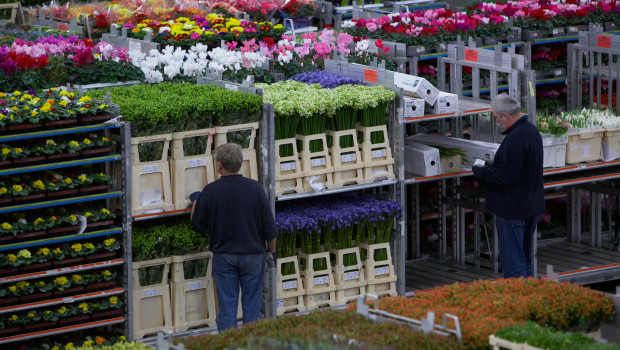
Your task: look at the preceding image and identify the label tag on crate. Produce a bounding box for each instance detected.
[314,276,329,286]
[341,154,356,163]
[189,281,203,290]
[375,266,390,276]
[281,162,296,171]
[315,292,328,301]
[144,165,158,173]
[372,149,386,158]
[344,271,359,280]
[283,280,297,290]
[598,35,611,49]
[188,159,203,168]
[464,49,478,62]
[145,288,159,297]
[311,158,326,167]
[276,299,284,309]
[582,145,591,157]
[224,83,238,91]
[243,153,247,160]
[364,69,378,83]
[372,170,388,176]
[555,70,563,76]
[63,297,75,303]
[416,46,425,53]
[552,28,559,35]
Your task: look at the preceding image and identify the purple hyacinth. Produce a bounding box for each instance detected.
[290,70,363,89]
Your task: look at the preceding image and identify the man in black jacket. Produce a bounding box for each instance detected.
[472,94,545,278]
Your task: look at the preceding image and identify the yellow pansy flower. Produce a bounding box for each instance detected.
[59,100,68,106]
[31,110,38,117]
[8,285,16,292]
[0,187,6,195]
[34,218,45,225]
[1,222,12,230]
[64,178,73,184]
[17,249,31,258]
[71,243,82,252]
[14,148,22,154]
[110,296,118,304]
[83,138,91,145]
[7,254,17,262]
[101,208,110,215]
[13,91,21,96]
[40,103,51,113]
[12,184,22,192]
[274,24,283,29]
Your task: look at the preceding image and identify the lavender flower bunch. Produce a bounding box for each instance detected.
[290,70,363,89]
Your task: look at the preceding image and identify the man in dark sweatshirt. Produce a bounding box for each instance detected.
[472,93,545,278]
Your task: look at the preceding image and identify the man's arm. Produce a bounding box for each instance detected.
[267,238,276,253]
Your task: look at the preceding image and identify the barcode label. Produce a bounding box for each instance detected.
[189,282,203,290]
[375,267,389,276]
[314,276,328,285]
[224,84,238,91]
[555,70,562,76]
[283,280,297,290]
[144,165,158,173]
[311,158,326,167]
[276,299,283,309]
[145,288,159,297]
[281,162,295,171]
[344,271,359,281]
[188,159,203,167]
[372,150,386,158]
[341,154,356,163]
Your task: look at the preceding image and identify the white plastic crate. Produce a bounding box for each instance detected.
[298,251,337,311]
[213,122,259,150]
[297,133,335,191]
[566,128,604,164]
[171,278,216,332]
[275,138,304,196]
[170,252,212,283]
[133,284,173,339]
[356,125,395,183]
[541,134,567,168]
[276,256,306,316]
[327,129,364,188]
[603,127,620,160]
[360,243,397,298]
[132,257,172,288]
[131,161,174,216]
[330,247,366,305]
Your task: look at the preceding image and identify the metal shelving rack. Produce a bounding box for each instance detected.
[0,120,132,345]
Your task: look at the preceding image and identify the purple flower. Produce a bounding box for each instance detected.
[290,70,362,89]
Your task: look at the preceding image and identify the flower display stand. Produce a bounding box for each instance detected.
[274,138,304,196]
[356,125,395,183]
[170,129,216,210]
[541,134,567,168]
[296,133,335,192]
[359,243,397,298]
[327,129,364,188]
[603,127,620,159]
[565,127,604,164]
[132,284,174,339]
[130,134,174,216]
[330,247,366,305]
[276,256,306,316]
[488,335,545,350]
[298,251,337,311]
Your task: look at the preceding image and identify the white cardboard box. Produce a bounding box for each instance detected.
[426,92,459,115]
[403,97,425,119]
[406,133,500,167]
[393,73,439,105]
[404,142,442,176]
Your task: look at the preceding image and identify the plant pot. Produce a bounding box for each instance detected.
[47,153,79,161]
[53,286,85,297]
[81,147,113,156]
[16,230,48,241]
[58,314,90,325]
[91,308,123,320]
[0,196,12,205]
[13,193,46,202]
[85,280,118,291]
[48,225,81,235]
[80,114,113,125]
[46,189,80,198]
[0,296,20,306]
[52,256,84,267]
[0,235,15,243]
[44,118,77,128]
[24,321,57,331]
[13,156,47,165]
[20,291,52,303]
[0,266,19,277]
[0,326,21,335]
[19,261,52,272]
[8,123,42,132]
[79,184,111,194]
[85,251,118,262]
[86,220,115,229]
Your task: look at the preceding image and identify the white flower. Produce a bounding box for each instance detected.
[159,26,171,34]
[341,20,355,28]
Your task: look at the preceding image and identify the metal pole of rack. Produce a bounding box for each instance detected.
[261,103,277,318]
[392,88,406,296]
[121,122,134,339]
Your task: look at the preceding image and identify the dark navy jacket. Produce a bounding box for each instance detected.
[472,116,546,218]
[191,174,277,254]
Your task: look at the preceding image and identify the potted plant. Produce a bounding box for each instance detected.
[0,145,13,167]
[1,313,23,335]
[81,135,114,156]
[279,0,317,29]
[0,221,19,243]
[10,183,32,202]
[14,249,42,272]
[12,145,45,165]
[45,172,79,198]
[89,237,121,261]
[92,295,123,319]
[16,217,49,241]
[0,183,11,205]
[85,269,118,291]
[83,207,116,229]
[56,305,78,325]
[80,173,113,193]
[52,275,77,296]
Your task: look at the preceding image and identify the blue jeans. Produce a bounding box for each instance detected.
[495,215,541,278]
[212,253,265,332]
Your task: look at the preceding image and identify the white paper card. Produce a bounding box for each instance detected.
[145,288,159,297]
[283,280,297,290]
[375,266,389,276]
[281,162,296,171]
[140,189,163,206]
[315,292,328,301]
[555,70,563,76]
[341,154,356,163]
[474,158,486,167]
[188,159,203,168]
[314,276,328,285]
[63,297,74,303]
[372,149,386,158]
[344,271,360,280]
[311,158,326,167]
[189,282,203,290]
[144,165,158,173]
[276,299,284,309]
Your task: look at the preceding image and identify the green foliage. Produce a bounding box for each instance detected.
[495,322,620,350]
[67,60,145,85]
[76,342,152,350]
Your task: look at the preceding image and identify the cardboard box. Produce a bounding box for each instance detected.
[426,92,459,115]
[404,142,442,176]
[440,155,463,174]
[393,73,439,105]
[406,133,500,167]
[402,97,425,119]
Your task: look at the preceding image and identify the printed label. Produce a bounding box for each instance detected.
[144,165,158,173]
[555,70,563,76]
[314,276,329,286]
[189,282,203,290]
[344,271,360,281]
[372,170,388,176]
[276,299,284,309]
[283,280,297,290]
[63,297,75,303]
[582,145,591,157]
[552,28,559,35]
[568,26,579,32]
[341,154,356,163]
[281,162,296,171]
[464,49,478,62]
[372,149,386,158]
[598,35,612,49]
[311,158,326,167]
[57,23,69,31]
[188,159,203,168]
[364,69,378,83]
[315,293,328,301]
[375,266,390,276]
[145,288,159,297]
[416,46,425,53]
[224,83,238,91]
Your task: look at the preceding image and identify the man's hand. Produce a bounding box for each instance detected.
[266,252,277,272]
[472,165,485,178]
[189,191,201,202]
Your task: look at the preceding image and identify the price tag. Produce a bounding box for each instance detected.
[314,276,328,286]
[311,158,326,167]
[552,28,559,35]
[372,149,386,158]
[224,83,238,91]
[281,162,295,171]
[416,46,425,53]
[283,280,297,290]
[276,299,284,309]
[57,23,69,31]
[189,282,203,290]
[569,26,579,32]
[315,293,328,301]
[188,159,203,168]
[341,154,356,163]
[598,35,611,49]
[344,271,360,281]
[144,165,158,173]
[555,70,563,76]
[63,297,75,303]
[145,288,159,297]
[464,49,478,62]
[364,69,378,83]
[375,266,389,276]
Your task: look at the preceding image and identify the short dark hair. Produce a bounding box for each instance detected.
[215,143,243,172]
